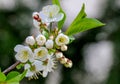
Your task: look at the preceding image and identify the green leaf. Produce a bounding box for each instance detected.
[66,18,105,35]
[6,81,19,84]
[52,0,66,29]
[69,4,86,28]
[65,4,105,35]
[6,71,20,80]
[7,70,27,83]
[0,72,6,82]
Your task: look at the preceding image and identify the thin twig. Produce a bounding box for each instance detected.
[3,61,21,74]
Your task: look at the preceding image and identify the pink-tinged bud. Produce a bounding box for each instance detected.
[33,12,41,22]
[61,45,68,51]
[55,52,63,59]
[64,59,73,68]
[60,56,67,64]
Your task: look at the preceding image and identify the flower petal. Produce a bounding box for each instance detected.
[14,45,24,52]
[43,70,48,77]
[24,64,31,70]
[42,5,60,17]
[33,19,40,29]
[25,69,34,77]
[53,13,64,22]
[33,60,44,71]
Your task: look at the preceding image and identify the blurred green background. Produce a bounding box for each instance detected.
[0,0,120,84]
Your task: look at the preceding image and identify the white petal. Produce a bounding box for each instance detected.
[15,53,28,63]
[45,40,54,49]
[53,13,64,22]
[43,70,48,77]
[34,47,48,60]
[33,19,40,29]
[39,12,48,22]
[33,60,44,71]
[14,45,24,52]
[24,64,31,70]
[25,69,34,77]
[42,5,59,17]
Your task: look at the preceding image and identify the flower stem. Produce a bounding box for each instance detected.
[3,61,21,74]
[50,22,53,32]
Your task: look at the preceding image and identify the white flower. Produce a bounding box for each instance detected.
[42,55,56,77]
[25,36,35,45]
[34,47,48,60]
[55,33,69,46]
[39,5,64,23]
[14,45,34,63]
[36,34,46,45]
[24,60,44,79]
[45,39,54,49]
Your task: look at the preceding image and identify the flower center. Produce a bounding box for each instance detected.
[42,59,48,66]
[37,50,45,58]
[59,37,65,43]
[21,51,28,60]
[49,12,53,18]
[30,65,36,71]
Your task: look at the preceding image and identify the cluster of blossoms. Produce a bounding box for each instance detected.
[14,5,73,79]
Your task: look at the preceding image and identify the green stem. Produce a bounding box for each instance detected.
[50,22,53,32]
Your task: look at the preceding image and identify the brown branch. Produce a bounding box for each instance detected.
[3,61,21,74]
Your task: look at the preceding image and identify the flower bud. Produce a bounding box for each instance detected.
[55,33,69,46]
[36,34,46,45]
[55,52,63,59]
[32,12,41,21]
[25,36,35,45]
[61,45,68,51]
[60,56,67,64]
[64,59,73,68]
[45,39,54,49]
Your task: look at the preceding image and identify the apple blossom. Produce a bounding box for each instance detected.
[14,45,34,63]
[55,33,69,46]
[39,5,64,23]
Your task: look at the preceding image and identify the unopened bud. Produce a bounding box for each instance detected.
[64,59,73,68]
[60,56,67,64]
[33,12,41,21]
[61,45,68,51]
[25,36,35,45]
[45,39,54,49]
[55,52,63,59]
